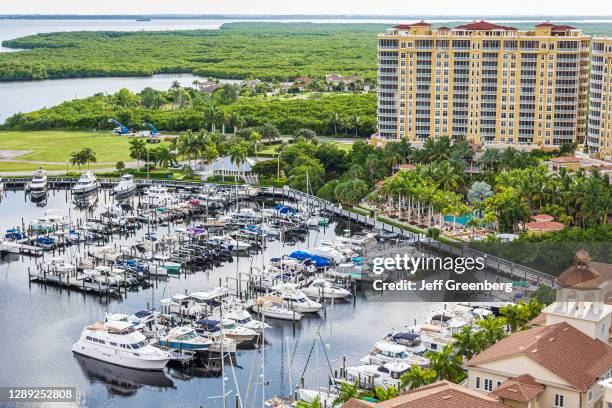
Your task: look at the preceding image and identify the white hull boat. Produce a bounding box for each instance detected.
[72,320,171,371]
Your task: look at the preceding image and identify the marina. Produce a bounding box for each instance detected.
[0,179,543,407]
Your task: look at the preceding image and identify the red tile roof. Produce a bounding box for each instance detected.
[531,214,554,222]
[342,381,509,408]
[394,21,431,29]
[550,156,580,163]
[490,374,545,402]
[454,21,517,31]
[465,322,612,392]
[525,221,565,232]
[556,252,612,290]
[536,22,576,30]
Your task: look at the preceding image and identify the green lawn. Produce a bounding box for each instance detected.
[0,130,134,163]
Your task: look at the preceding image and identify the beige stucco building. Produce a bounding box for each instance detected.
[464,251,612,408]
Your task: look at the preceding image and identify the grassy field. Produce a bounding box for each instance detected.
[0,130,134,163]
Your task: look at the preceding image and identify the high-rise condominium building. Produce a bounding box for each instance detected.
[374,21,590,149]
[588,38,612,160]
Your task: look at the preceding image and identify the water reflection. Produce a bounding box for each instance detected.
[75,354,175,398]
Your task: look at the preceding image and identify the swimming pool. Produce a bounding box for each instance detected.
[444,214,473,226]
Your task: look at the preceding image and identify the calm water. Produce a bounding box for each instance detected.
[0,74,243,124]
[0,188,452,408]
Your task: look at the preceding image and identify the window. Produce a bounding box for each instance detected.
[588,391,593,402]
[484,379,493,391]
[476,377,481,389]
[554,394,564,407]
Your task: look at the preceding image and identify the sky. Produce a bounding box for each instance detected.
[3,0,612,17]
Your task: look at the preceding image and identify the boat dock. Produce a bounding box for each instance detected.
[27,267,122,296]
[2,179,557,288]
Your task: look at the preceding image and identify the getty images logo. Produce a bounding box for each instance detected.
[371,254,486,275]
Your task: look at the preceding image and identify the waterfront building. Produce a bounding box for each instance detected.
[199,156,259,183]
[542,250,612,344]
[587,38,612,160]
[342,380,511,407]
[464,250,612,408]
[373,21,590,150]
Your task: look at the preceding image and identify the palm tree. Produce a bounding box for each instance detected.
[249,131,262,154]
[375,386,398,401]
[295,396,321,408]
[229,142,248,181]
[425,345,466,383]
[452,326,486,360]
[81,147,97,169]
[69,150,86,172]
[220,110,230,134]
[332,381,372,407]
[327,111,340,136]
[129,138,147,169]
[350,114,361,137]
[154,145,175,168]
[476,316,507,347]
[399,365,437,390]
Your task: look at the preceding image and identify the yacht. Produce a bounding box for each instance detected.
[271,283,323,313]
[217,318,258,343]
[72,171,100,194]
[143,185,175,207]
[301,279,352,300]
[223,306,269,334]
[72,320,171,370]
[114,174,138,197]
[159,326,213,351]
[27,169,48,196]
[193,319,238,353]
[360,341,430,366]
[29,209,69,233]
[251,295,302,321]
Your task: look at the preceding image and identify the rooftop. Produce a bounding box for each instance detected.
[342,380,508,408]
[490,374,545,403]
[465,322,612,392]
[525,221,565,232]
[556,250,612,290]
[454,21,517,31]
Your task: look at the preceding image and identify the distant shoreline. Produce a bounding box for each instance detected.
[2,14,612,21]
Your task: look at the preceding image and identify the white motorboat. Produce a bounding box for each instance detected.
[29,209,69,233]
[27,169,48,195]
[159,326,213,351]
[336,362,412,390]
[217,318,258,343]
[72,320,171,370]
[81,265,130,287]
[43,257,76,274]
[301,279,351,300]
[160,294,205,317]
[223,306,270,334]
[252,295,301,321]
[296,388,338,407]
[209,235,251,253]
[143,185,176,207]
[360,341,430,366]
[89,246,122,262]
[271,283,323,313]
[193,319,237,354]
[72,171,100,194]
[114,174,138,197]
